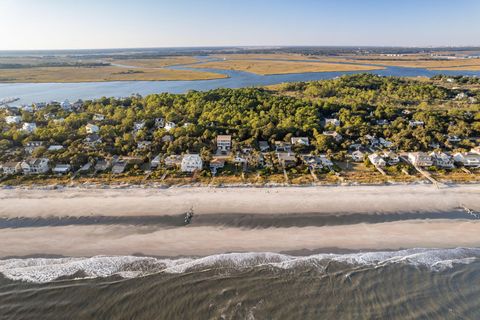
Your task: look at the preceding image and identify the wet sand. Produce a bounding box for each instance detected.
[0,220,479,257]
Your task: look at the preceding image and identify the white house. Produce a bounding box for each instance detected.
[48,145,64,152]
[430,152,454,169]
[53,164,71,175]
[453,152,480,167]
[408,152,433,167]
[20,158,50,175]
[86,123,99,134]
[164,121,176,131]
[5,116,21,124]
[216,135,232,153]
[409,120,425,127]
[181,154,203,172]
[470,146,480,155]
[0,162,21,175]
[133,121,145,132]
[291,137,310,146]
[93,114,105,121]
[351,150,365,162]
[22,122,37,133]
[368,153,386,167]
[325,118,341,127]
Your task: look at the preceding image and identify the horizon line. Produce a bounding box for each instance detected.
[1,45,480,53]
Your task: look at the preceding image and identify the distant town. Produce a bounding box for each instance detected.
[1,74,479,186]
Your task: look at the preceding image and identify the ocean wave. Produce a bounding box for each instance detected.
[0,248,479,283]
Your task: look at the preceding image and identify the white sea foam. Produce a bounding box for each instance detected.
[0,248,478,283]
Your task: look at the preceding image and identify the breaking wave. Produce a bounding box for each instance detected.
[1,248,479,283]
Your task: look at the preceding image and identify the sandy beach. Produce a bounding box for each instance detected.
[1,184,479,217]
[0,184,479,258]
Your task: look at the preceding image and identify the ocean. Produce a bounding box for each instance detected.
[1,248,479,319]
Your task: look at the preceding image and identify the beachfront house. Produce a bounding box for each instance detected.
[453,152,480,168]
[382,151,400,165]
[291,137,310,146]
[209,157,225,174]
[0,162,21,175]
[181,154,203,172]
[408,152,433,167]
[368,153,387,167]
[22,122,37,133]
[20,158,50,175]
[216,135,232,154]
[164,155,183,168]
[151,154,162,168]
[318,155,333,167]
[112,161,127,174]
[85,123,100,134]
[301,155,323,169]
[277,152,297,168]
[429,152,454,169]
[94,159,111,172]
[52,164,72,175]
[5,116,21,125]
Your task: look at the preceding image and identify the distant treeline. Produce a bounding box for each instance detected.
[0,62,111,69]
[9,46,477,61]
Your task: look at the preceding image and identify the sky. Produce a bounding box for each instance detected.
[0,0,479,50]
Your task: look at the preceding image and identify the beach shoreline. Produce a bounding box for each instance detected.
[0,183,479,258]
